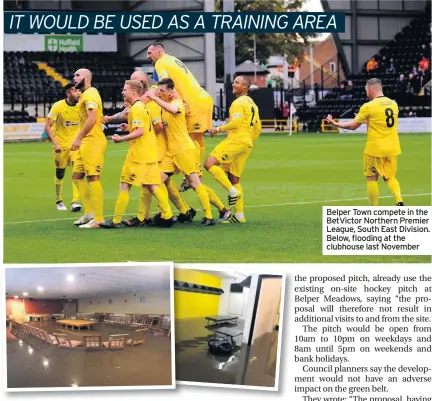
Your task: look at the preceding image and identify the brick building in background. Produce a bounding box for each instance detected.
[299,35,346,89]
[235,60,270,88]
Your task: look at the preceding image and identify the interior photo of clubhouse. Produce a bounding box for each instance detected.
[174,268,285,390]
[5,264,174,390]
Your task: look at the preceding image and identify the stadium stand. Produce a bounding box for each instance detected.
[4,50,138,121]
[296,4,431,132]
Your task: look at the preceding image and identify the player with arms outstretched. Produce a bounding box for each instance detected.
[44,83,82,212]
[205,76,258,212]
[326,78,404,206]
[100,80,174,229]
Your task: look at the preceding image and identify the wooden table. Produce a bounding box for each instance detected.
[56,319,94,331]
[27,314,50,321]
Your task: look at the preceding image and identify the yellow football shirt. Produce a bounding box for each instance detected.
[219,96,256,146]
[155,54,211,108]
[161,98,195,156]
[145,99,167,161]
[252,116,262,144]
[250,99,261,144]
[126,101,158,164]
[78,87,106,143]
[47,99,80,148]
[354,96,401,157]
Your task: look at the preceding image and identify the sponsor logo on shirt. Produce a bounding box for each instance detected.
[233,113,243,118]
[132,120,143,125]
[87,102,98,108]
[64,121,80,127]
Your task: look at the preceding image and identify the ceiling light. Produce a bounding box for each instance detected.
[37,286,44,292]
[66,275,75,283]
[14,295,19,299]
[22,292,28,296]
[28,348,33,355]
[43,359,49,367]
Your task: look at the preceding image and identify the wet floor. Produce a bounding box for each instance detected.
[175,318,278,388]
[7,321,172,388]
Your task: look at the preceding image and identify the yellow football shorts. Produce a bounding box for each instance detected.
[159,154,178,175]
[210,139,251,165]
[187,95,214,133]
[121,161,161,186]
[54,147,78,169]
[172,149,200,175]
[363,154,398,179]
[73,140,107,177]
[222,147,252,178]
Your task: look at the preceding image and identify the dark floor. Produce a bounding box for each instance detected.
[175,318,278,388]
[7,321,172,388]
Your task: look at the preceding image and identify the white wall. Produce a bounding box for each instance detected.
[78,290,170,315]
[4,34,117,52]
[242,274,259,344]
[218,279,249,320]
[251,278,282,343]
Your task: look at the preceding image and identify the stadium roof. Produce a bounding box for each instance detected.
[235,60,269,75]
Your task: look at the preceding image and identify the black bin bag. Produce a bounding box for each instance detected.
[208,336,233,354]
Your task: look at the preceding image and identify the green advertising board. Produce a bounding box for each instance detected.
[45,35,83,52]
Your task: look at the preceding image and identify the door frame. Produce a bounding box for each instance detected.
[247,275,282,346]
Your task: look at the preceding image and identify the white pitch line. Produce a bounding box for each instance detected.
[4,193,430,225]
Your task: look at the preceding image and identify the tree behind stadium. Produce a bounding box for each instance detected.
[215,0,317,79]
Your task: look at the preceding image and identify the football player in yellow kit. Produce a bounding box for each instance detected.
[326,78,404,206]
[147,78,215,226]
[44,83,81,212]
[205,76,259,214]
[71,68,107,228]
[221,94,262,224]
[147,43,231,221]
[100,80,174,228]
[102,70,193,226]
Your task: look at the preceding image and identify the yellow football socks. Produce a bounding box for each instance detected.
[367,181,379,206]
[195,184,212,219]
[208,166,235,193]
[166,181,188,214]
[56,176,80,204]
[234,183,244,216]
[74,179,93,214]
[113,190,130,224]
[193,140,201,164]
[152,187,173,219]
[88,180,104,222]
[200,145,206,161]
[55,177,63,203]
[72,180,80,203]
[137,187,153,221]
[205,185,224,211]
[386,178,403,203]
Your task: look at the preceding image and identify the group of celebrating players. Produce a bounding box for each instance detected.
[44,42,262,229]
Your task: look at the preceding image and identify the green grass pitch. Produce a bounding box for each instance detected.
[4,132,431,263]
